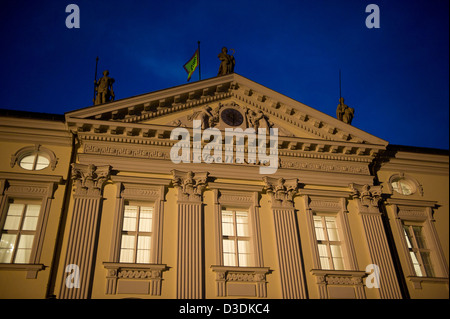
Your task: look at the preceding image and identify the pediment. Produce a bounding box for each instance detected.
[66,73,387,157]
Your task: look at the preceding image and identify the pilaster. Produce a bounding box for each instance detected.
[172,170,209,299]
[59,163,111,299]
[349,183,402,299]
[263,177,306,298]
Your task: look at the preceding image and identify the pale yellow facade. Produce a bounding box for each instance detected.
[0,74,448,299]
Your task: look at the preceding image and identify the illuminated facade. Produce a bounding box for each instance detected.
[0,73,448,298]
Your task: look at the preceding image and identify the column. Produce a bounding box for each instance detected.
[350,183,402,299]
[264,177,307,299]
[172,170,208,299]
[59,163,110,299]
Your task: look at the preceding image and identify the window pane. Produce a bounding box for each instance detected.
[412,226,426,249]
[3,204,24,230]
[391,181,400,193]
[330,244,343,258]
[410,251,423,277]
[333,257,345,270]
[222,239,235,253]
[14,234,34,263]
[137,235,151,263]
[223,253,236,266]
[314,217,325,241]
[317,244,328,258]
[403,226,413,248]
[120,234,135,263]
[19,155,36,170]
[222,211,234,236]
[34,155,50,170]
[123,206,138,231]
[22,205,41,231]
[399,181,413,195]
[320,257,331,270]
[139,207,153,232]
[236,222,249,237]
[0,234,17,263]
[326,217,340,241]
[238,253,250,267]
[235,211,248,224]
[421,252,434,277]
[238,240,250,254]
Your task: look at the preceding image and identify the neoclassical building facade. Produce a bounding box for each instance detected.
[0,73,448,299]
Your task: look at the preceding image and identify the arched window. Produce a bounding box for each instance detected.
[10,145,57,171]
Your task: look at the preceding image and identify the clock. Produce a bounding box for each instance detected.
[221,108,244,126]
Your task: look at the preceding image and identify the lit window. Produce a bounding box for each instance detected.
[391,178,414,195]
[119,204,153,263]
[403,224,434,277]
[222,210,252,267]
[19,153,50,171]
[313,215,345,270]
[0,202,41,263]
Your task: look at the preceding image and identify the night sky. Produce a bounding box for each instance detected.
[0,0,448,149]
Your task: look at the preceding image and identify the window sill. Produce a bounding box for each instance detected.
[0,263,45,279]
[408,276,449,289]
[102,262,168,295]
[210,265,271,298]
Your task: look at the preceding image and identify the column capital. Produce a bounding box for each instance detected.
[263,176,299,208]
[71,163,111,197]
[171,170,209,202]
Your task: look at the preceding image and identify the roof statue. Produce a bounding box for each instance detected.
[336,97,354,125]
[94,70,115,105]
[217,47,235,76]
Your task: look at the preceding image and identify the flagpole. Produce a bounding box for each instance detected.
[197,41,201,81]
[339,69,342,99]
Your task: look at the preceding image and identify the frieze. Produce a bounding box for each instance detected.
[280,158,370,175]
[84,143,171,160]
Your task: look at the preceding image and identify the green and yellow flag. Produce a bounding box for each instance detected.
[183,49,199,81]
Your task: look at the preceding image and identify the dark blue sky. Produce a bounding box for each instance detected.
[0,0,448,149]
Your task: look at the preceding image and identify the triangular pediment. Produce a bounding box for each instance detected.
[66,73,388,156]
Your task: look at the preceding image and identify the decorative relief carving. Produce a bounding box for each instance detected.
[349,183,382,208]
[71,163,111,196]
[263,176,299,208]
[171,170,209,201]
[84,143,171,160]
[280,158,370,175]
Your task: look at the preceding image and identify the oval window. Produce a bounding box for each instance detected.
[391,178,415,195]
[19,153,50,171]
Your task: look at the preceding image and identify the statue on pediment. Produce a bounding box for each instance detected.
[217,47,235,76]
[246,108,271,130]
[336,97,354,125]
[94,70,115,105]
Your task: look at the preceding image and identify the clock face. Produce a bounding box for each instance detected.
[221,108,244,126]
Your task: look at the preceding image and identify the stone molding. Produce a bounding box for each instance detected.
[263,176,299,208]
[310,269,367,299]
[171,169,209,202]
[210,265,271,298]
[103,262,168,296]
[71,163,111,197]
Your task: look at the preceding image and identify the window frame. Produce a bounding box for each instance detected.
[402,222,434,277]
[212,188,264,268]
[0,200,42,264]
[221,209,253,267]
[10,144,58,171]
[302,194,359,272]
[313,214,345,271]
[119,202,154,264]
[0,173,61,278]
[388,199,449,285]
